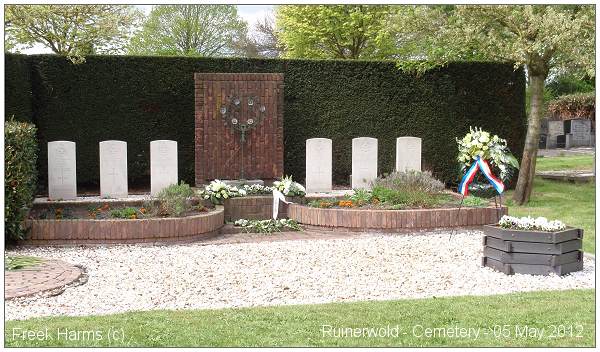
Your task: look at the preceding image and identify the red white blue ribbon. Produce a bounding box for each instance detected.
[458,157,505,196]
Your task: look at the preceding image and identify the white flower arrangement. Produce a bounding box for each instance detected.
[273,175,306,197]
[498,215,567,232]
[198,179,246,205]
[456,127,519,181]
[234,218,302,233]
[242,184,273,195]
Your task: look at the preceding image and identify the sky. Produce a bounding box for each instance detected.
[19,5,275,54]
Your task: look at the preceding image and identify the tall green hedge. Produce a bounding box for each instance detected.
[5,120,38,241]
[5,54,33,122]
[5,54,526,189]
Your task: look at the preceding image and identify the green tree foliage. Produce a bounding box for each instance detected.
[393,5,595,204]
[5,5,141,62]
[275,5,397,59]
[128,5,249,57]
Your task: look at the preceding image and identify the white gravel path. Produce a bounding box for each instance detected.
[5,230,595,321]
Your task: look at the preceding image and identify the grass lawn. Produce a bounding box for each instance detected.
[535,155,594,172]
[505,154,595,253]
[4,289,594,347]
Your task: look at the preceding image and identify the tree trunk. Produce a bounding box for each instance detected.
[512,72,546,205]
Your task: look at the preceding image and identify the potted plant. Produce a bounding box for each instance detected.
[482,215,583,275]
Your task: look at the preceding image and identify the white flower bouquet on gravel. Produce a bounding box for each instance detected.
[234,218,302,233]
[498,215,567,232]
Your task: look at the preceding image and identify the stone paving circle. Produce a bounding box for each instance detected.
[5,258,83,300]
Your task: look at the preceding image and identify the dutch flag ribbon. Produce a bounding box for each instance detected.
[458,157,505,196]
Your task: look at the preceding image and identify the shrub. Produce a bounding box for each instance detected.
[547,92,595,120]
[372,170,445,194]
[110,207,139,219]
[5,120,38,242]
[462,196,488,207]
[156,182,195,216]
[349,188,373,206]
[371,186,438,208]
[5,54,525,187]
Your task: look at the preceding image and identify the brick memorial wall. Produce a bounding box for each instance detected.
[194,73,284,185]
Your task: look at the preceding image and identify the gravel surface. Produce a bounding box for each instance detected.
[5,230,594,321]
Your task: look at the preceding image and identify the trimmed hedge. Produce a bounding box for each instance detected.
[5,120,38,241]
[547,92,595,120]
[5,54,33,122]
[5,54,526,189]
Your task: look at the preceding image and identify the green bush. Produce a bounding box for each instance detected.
[5,54,526,187]
[156,182,194,217]
[547,92,595,120]
[5,120,38,241]
[372,170,445,194]
[371,186,438,208]
[462,196,489,207]
[109,207,138,219]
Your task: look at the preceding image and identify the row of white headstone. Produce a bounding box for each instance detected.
[305,136,421,193]
[47,140,178,200]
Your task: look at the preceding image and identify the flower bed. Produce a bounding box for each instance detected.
[288,203,506,230]
[24,207,224,245]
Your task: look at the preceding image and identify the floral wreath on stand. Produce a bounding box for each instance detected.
[456,127,519,199]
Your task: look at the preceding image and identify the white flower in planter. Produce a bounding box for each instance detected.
[498,215,566,232]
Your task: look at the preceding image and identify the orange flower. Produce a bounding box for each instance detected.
[140,207,147,214]
[338,200,353,207]
[101,203,110,211]
[129,214,137,219]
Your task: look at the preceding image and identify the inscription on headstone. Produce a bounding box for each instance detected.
[99,140,128,198]
[150,140,178,196]
[396,137,422,172]
[352,137,378,189]
[48,141,77,200]
[306,138,332,193]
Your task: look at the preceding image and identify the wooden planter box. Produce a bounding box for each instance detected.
[482,225,583,276]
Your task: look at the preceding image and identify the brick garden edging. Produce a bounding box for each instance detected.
[287,204,507,231]
[23,207,224,245]
[224,196,273,221]
[223,195,301,221]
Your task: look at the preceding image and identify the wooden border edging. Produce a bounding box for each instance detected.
[287,204,507,230]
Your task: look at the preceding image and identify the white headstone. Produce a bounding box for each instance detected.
[396,136,422,172]
[352,137,378,189]
[99,140,128,198]
[305,138,332,193]
[48,141,77,200]
[151,140,178,196]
